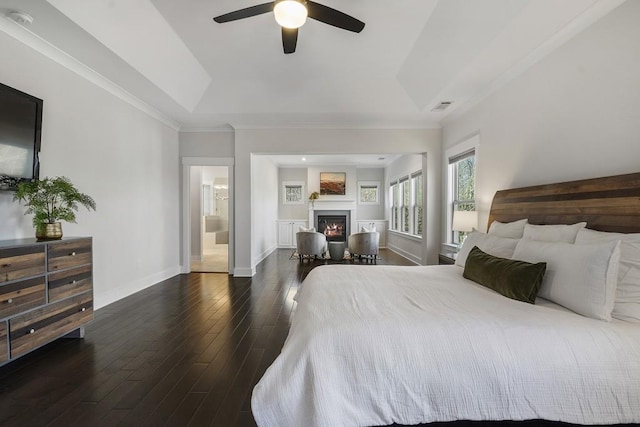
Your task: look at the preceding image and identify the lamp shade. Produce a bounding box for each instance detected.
[452,211,477,232]
[274,0,308,29]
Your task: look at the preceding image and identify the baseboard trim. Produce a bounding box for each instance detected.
[254,244,277,267]
[233,267,255,277]
[387,245,421,265]
[95,265,181,310]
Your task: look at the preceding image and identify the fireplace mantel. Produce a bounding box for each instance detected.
[310,200,356,211]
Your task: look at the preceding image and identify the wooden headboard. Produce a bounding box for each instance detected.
[488,172,640,234]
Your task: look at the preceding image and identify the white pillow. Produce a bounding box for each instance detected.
[361,225,377,232]
[522,222,587,243]
[299,226,316,232]
[488,219,528,239]
[512,239,620,321]
[455,231,520,267]
[575,228,640,322]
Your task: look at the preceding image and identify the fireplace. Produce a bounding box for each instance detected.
[316,211,350,242]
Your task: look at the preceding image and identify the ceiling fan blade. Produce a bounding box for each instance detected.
[282,27,298,54]
[213,2,274,23]
[307,1,365,33]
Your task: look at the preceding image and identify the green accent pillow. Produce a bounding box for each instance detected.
[462,246,546,304]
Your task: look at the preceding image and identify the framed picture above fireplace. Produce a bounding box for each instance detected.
[320,172,346,196]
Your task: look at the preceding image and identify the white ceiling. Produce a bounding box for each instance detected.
[0,0,626,130]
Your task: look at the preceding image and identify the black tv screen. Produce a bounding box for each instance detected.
[0,82,42,190]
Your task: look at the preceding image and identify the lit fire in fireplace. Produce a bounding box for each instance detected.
[323,223,344,237]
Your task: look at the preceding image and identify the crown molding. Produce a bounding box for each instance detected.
[231,123,442,131]
[0,17,181,131]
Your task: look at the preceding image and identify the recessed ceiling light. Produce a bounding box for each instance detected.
[302,157,307,161]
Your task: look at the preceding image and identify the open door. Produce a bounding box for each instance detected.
[188,165,230,273]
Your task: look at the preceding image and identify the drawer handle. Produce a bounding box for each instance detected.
[81,307,86,312]
[6,298,12,304]
[71,280,77,284]
[2,263,10,268]
[28,328,35,334]
[70,252,76,257]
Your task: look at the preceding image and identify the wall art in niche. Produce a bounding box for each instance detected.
[283,181,305,204]
[320,172,346,195]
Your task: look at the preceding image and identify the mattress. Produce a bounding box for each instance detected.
[251,265,640,427]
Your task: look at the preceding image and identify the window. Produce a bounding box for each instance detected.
[389,172,423,236]
[282,181,304,205]
[449,150,476,244]
[400,177,410,233]
[358,181,380,205]
[390,181,399,231]
[411,172,423,236]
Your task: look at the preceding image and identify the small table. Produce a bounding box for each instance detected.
[328,241,345,260]
[439,251,458,265]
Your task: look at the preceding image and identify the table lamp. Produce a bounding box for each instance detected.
[452,210,477,247]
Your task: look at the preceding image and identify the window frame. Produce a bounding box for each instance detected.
[399,176,410,233]
[445,135,479,247]
[411,172,423,237]
[389,181,399,231]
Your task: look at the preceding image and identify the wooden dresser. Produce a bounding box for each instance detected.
[0,237,93,366]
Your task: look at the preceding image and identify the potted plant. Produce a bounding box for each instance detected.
[14,176,96,240]
[309,191,320,208]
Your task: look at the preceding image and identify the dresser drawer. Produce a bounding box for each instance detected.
[48,265,92,303]
[0,277,46,319]
[9,292,93,359]
[0,321,7,363]
[0,246,45,284]
[47,239,92,272]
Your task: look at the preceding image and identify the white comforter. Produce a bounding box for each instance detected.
[251,265,640,427]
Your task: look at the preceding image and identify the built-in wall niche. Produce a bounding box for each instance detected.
[282,181,305,205]
[358,181,380,205]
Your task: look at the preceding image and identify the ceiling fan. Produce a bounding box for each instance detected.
[213,0,365,54]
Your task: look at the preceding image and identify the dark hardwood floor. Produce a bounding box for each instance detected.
[0,249,414,426]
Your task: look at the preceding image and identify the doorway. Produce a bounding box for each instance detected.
[184,159,234,274]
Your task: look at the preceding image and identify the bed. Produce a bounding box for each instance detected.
[252,172,640,427]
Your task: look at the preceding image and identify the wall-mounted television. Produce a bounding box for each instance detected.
[0,82,42,191]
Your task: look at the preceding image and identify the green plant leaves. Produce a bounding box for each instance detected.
[13,176,96,228]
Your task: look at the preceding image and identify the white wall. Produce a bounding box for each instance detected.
[179,131,234,157]
[251,155,279,267]
[0,31,180,309]
[234,128,441,274]
[441,0,640,236]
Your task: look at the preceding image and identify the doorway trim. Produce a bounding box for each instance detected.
[181,157,235,274]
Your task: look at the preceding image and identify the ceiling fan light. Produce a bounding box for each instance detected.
[274,0,307,29]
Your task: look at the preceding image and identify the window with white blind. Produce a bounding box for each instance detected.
[411,172,423,236]
[389,171,423,236]
[448,149,476,244]
[390,181,399,231]
[400,177,410,233]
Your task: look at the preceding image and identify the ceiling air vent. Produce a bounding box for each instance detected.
[431,101,453,112]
